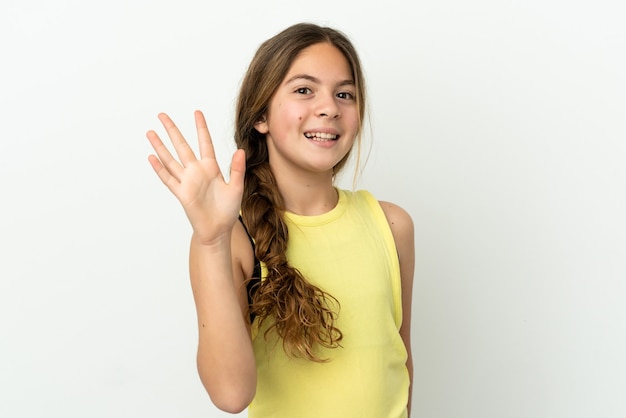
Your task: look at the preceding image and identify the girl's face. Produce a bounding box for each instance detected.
[255,42,359,177]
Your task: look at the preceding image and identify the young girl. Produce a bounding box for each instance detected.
[146,23,414,417]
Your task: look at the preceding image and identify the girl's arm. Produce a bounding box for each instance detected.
[189,225,256,412]
[380,201,415,417]
[146,111,256,412]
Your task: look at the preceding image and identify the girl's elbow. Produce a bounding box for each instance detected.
[209,386,256,413]
[201,368,257,413]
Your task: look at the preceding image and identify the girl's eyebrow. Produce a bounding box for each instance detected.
[284,73,355,87]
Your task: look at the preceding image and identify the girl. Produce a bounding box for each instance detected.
[146,23,414,417]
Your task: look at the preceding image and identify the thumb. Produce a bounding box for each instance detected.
[228,149,246,188]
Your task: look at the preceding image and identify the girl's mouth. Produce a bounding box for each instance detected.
[304,132,338,141]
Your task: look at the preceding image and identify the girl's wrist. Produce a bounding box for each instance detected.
[191,231,232,250]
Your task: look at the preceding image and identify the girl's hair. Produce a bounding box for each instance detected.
[235,22,367,362]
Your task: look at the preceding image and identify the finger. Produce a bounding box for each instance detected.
[147,154,181,194]
[157,112,198,166]
[194,110,217,160]
[228,149,246,190]
[146,129,184,180]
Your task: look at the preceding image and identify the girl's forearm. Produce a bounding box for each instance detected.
[189,233,256,413]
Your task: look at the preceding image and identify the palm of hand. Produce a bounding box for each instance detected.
[146,111,246,243]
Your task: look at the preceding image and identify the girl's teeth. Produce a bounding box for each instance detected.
[306,132,337,140]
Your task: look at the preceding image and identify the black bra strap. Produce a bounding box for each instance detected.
[238,215,261,323]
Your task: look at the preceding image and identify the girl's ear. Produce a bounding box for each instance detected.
[254,116,269,134]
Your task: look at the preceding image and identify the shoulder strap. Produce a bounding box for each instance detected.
[238,215,261,323]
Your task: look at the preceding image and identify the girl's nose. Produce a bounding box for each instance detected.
[316,94,340,119]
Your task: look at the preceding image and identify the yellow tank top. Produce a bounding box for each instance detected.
[249,189,409,418]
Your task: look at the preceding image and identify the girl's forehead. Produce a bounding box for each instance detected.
[285,43,353,82]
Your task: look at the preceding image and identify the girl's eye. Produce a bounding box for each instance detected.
[295,87,312,94]
[337,91,355,100]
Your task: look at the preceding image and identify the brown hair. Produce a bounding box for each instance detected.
[235,23,367,362]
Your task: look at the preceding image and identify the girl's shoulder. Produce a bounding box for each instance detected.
[340,189,413,236]
[345,189,414,247]
[377,199,414,250]
[346,189,413,232]
[377,200,413,229]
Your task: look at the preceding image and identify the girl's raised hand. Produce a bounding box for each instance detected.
[146,111,245,245]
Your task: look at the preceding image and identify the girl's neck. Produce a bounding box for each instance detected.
[273,170,338,216]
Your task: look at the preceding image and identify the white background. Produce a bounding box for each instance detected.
[1,0,625,417]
